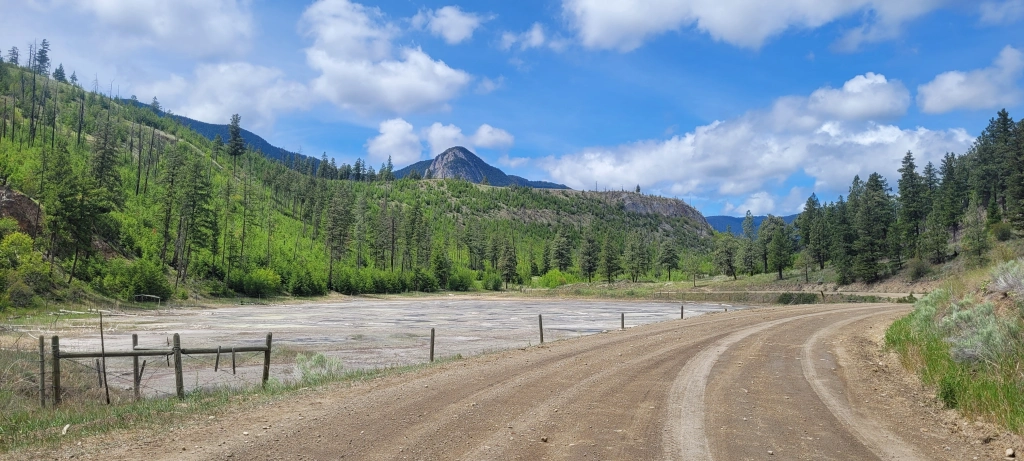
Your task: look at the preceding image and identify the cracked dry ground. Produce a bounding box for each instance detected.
[15,303,1024,460]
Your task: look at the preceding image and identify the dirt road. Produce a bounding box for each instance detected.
[24,303,1021,460]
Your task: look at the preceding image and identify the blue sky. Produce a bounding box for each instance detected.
[3,0,1023,216]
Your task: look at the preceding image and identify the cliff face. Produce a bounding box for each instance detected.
[594,191,712,235]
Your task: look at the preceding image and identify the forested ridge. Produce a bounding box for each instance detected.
[713,108,1024,283]
[0,43,711,309]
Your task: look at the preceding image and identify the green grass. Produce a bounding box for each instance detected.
[885,285,1024,432]
[0,347,464,454]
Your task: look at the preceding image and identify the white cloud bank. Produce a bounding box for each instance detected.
[541,73,973,215]
[561,0,942,51]
[365,119,515,164]
[302,0,472,115]
[412,6,491,44]
[917,46,1024,114]
[136,62,309,129]
[69,0,254,57]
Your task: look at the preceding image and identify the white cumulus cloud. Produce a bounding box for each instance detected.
[979,0,1024,24]
[500,23,550,51]
[562,0,941,52]
[541,73,973,215]
[70,0,254,57]
[366,118,423,164]
[807,72,910,120]
[917,46,1024,114]
[135,62,309,130]
[412,6,491,44]
[423,122,515,155]
[302,0,472,115]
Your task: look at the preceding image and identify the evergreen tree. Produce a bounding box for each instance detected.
[6,46,18,66]
[52,63,66,82]
[432,247,452,289]
[33,39,50,75]
[325,186,353,289]
[1007,119,1024,230]
[739,211,758,275]
[227,113,244,174]
[551,229,573,271]
[919,205,948,263]
[713,230,738,280]
[852,173,891,283]
[657,240,679,281]
[897,151,927,256]
[579,231,599,283]
[961,194,991,267]
[598,234,620,284]
[767,225,792,280]
[796,194,827,269]
[623,232,648,283]
[756,215,785,273]
[498,238,517,289]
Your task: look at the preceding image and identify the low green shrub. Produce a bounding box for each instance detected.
[294,352,344,386]
[242,268,281,297]
[907,258,930,281]
[448,268,474,291]
[483,271,503,291]
[990,258,1024,297]
[991,222,1014,242]
[775,292,818,304]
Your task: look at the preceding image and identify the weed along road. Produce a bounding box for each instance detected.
[69,303,989,460]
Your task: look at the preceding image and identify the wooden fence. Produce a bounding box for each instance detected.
[41,332,272,407]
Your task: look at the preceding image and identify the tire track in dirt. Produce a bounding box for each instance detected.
[801,312,926,460]
[664,304,887,460]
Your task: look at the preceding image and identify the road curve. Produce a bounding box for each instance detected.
[41,303,975,461]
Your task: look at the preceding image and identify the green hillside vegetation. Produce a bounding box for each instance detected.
[0,46,710,310]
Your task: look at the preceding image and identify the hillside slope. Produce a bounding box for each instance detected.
[0,60,711,308]
[394,146,569,189]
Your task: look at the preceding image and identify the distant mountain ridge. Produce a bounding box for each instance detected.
[394,146,569,189]
[122,99,320,167]
[706,214,799,235]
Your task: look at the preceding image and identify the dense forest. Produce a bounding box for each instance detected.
[0,41,711,309]
[713,108,1024,283]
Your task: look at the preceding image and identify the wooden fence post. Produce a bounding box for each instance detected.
[262,333,272,387]
[38,336,45,408]
[51,336,61,407]
[173,333,184,399]
[429,328,435,362]
[100,313,110,405]
[132,334,140,401]
[215,346,221,372]
[231,347,236,375]
[538,315,544,344]
[621,313,625,330]
[681,305,685,320]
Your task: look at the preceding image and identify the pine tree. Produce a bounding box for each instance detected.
[52,63,66,82]
[767,225,792,280]
[325,186,353,289]
[919,204,948,263]
[579,231,599,282]
[756,215,785,273]
[498,238,517,289]
[1006,119,1024,230]
[897,151,927,256]
[33,39,50,75]
[227,113,244,175]
[713,230,738,280]
[551,229,572,271]
[6,46,18,66]
[657,240,679,281]
[961,194,991,267]
[598,234,620,284]
[623,232,647,283]
[852,173,891,283]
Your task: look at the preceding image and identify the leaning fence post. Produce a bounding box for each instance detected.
[429,328,435,362]
[215,346,221,372]
[38,336,45,408]
[538,314,544,344]
[132,334,140,401]
[262,333,272,387]
[51,336,61,407]
[173,333,184,399]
